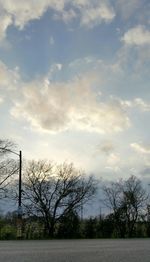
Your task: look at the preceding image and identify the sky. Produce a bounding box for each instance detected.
[0,0,150,183]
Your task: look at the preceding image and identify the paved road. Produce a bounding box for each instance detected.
[0,239,149,262]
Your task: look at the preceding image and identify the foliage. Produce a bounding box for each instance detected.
[57,210,81,238]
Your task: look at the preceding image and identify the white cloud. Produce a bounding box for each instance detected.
[113,41,150,75]
[122,25,150,46]
[0,0,67,28]
[81,7,114,27]
[116,25,150,73]
[45,63,63,83]
[107,153,120,166]
[53,8,77,23]
[74,0,115,28]
[11,72,130,134]
[0,13,12,40]
[131,143,150,154]
[134,98,150,112]
[0,97,3,104]
[0,61,20,90]
[55,64,62,71]
[0,0,115,41]
[120,97,150,112]
[0,0,67,40]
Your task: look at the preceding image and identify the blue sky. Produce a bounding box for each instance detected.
[0,0,150,183]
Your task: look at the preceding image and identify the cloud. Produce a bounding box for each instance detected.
[95,140,120,170]
[116,0,143,20]
[45,63,63,84]
[53,8,77,23]
[141,167,150,177]
[122,25,150,46]
[74,0,115,28]
[0,61,20,90]
[11,72,130,134]
[0,97,3,104]
[120,97,150,112]
[54,0,116,28]
[116,25,150,73]
[130,143,150,154]
[49,63,63,73]
[0,0,115,41]
[98,141,115,155]
[0,0,67,28]
[107,153,120,166]
[113,43,150,76]
[133,98,150,112]
[0,13,12,40]
[0,0,67,40]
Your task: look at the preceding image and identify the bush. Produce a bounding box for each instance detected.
[0,225,16,240]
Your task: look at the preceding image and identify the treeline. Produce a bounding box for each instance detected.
[0,139,150,239]
[0,210,150,240]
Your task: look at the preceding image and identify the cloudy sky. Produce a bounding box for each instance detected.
[0,0,150,181]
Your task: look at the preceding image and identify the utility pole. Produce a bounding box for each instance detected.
[18,151,22,208]
[17,150,23,238]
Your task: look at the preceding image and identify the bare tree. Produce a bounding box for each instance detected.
[23,160,97,237]
[0,139,15,156]
[0,139,18,198]
[102,176,147,237]
[121,176,147,237]
[102,180,126,237]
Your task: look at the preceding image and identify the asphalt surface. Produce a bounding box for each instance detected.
[0,239,149,262]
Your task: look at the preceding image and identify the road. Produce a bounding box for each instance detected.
[0,239,149,262]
